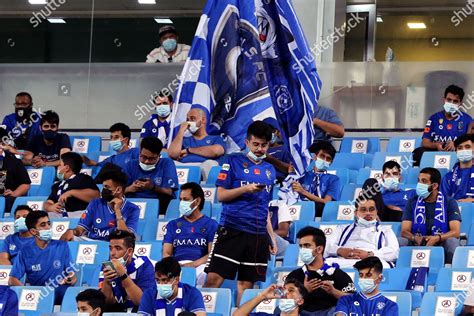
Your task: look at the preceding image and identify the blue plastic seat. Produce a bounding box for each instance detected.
[61,286,99,312]
[134,241,162,261]
[26,167,55,196]
[288,201,315,222]
[211,203,222,222]
[0,219,14,239]
[165,200,211,220]
[419,292,464,316]
[322,201,356,222]
[128,198,159,220]
[420,151,457,170]
[68,241,109,286]
[468,225,474,245]
[405,166,448,184]
[288,220,309,243]
[380,291,413,315]
[452,246,474,269]
[282,244,300,267]
[396,246,445,285]
[331,153,365,171]
[240,288,277,313]
[379,267,424,309]
[51,218,80,240]
[339,137,381,154]
[386,137,422,153]
[13,286,55,316]
[356,168,383,185]
[338,184,363,202]
[0,265,13,285]
[207,166,222,185]
[180,266,197,287]
[458,202,473,237]
[11,196,48,215]
[200,288,232,316]
[154,219,170,242]
[70,135,102,155]
[202,184,218,203]
[435,267,473,292]
[139,218,159,241]
[327,168,350,185]
[381,222,402,237]
[371,152,413,169]
[176,166,201,185]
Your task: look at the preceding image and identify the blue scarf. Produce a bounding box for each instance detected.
[449,163,474,199]
[412,192,448,235]
[155,282,184,316]
[108,256,144,308]
[302,262,340,277]
[405,267,428,292]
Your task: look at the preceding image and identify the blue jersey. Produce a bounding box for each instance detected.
[140,115,171,147]
[1,112,41,147]
[138,282,206,315]
[78,198,139,240]
[181,135,227,163]
[163,215,218,261]
[0,286,18,316]
[313,106,343,142]
[0,232,35,264]
[10,240,73,286]
[382,189,416,210]
[422,111,472,144]
[216,153,276,234]
[335,292,398,316]
[124,157,178,199]
[299,171,341,201]
[98,147,140,170]
[267,145,291,180]
[441,164,474,200]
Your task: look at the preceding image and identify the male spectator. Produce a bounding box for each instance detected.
[263,119,291,184]
[99,230,155,312]
[0,205,34,265]
[233,279,307,316]
[312,106,345,142]
[60,169,139,241]
[1,91,41,149]
[163,182,218,286]
[400,167,461,263]
[0,286,18,315]
[287,227,355,315]
[291,141,341,217]
[146,25,190,63]
[0,128,31,212]
[267,200,292,257]
[381,161,416,221]
[168,108,226,181]
[413,85,472,166]
[9,211,77,304]
[325,198,399,268]
[76,289,106,316]
[441,134,474,202]
[44,152,99,218]
[204,121,276,305]
[23,110,71,167]
[335,257,398,316]
[141,91,173,148]
[124,137,178,213]
[138,257,206,315]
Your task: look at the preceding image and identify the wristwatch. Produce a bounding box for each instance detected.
[120,273,128,281]
[367,251,374,257]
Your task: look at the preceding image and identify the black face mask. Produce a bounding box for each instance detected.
[101,188,114,202]
[15,107,32,121]
[42,130,57,141]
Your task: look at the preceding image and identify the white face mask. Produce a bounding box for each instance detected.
[77,308,99,316]
[357,216,377,227]
[188,121,200,134]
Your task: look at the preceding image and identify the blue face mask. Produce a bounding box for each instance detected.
[457,149,473,163]
[157,282,174,299]
[416,182,431,199]
[14,217,28,233]
[278,299,297,313]
[156,104,171,118]
[299,248,315,265]
[179,199,197,217]
[383,177,399,191]
[109,139,124,152]
[247,148,266,162]
[358,278,377,294]
[56,167,65,181]
[443,102,459,115]
[315,158,330,171]
[162,38,177,52]
[38,229,53,241]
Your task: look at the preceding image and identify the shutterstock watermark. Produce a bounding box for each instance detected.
[38,261,81,300]
[29,0,67,28]
[0,107,44,146]
[452,90,474,121]
[454,281,474,309]
[451,0,474,27]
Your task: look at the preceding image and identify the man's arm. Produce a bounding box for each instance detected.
[292,182,331,204]
[21,151,34,165]
[121,275,144,306]
[313,118,345,138]
[44,199,63,214]
[422,138,443,150]
[162,243,174,258]
[187,145,225,158]
[60,226,86,241]
[8,276,23,286]
[274,222,290,238]
[233,285,279,316]
[0,253,11,265]
[441,220,461,240]
[60,189,100,204]
[10,184,30,197]
[265,155,290,175]
[217,185,261,202]
[168,123,188,159]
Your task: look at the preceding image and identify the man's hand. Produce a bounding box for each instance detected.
[111,258,126,277]
[444,141,455,151]
[59,191,73,205]
[414,235,424,246]
[435,143,444,151]
[320,280,336,296]
[102,267,118,282]
[337,248,359,259]
[32,157,45,168]
[425,235,439,247]
[3,190,15,198]
[291,182,305,194]
[49,202,64,214]
[245,184,265,194]
[304,275,322,293]
[109,197,124,212]
[259,284,284,300]
[178,149,188,161]
[269,236,278,255]
[82,155,96,166]
[127,182,141,193]
[179,122,190,133]
[134,179,154,191]
[59,271,76,285]
[60,229,75,241]
[352,249,369,260]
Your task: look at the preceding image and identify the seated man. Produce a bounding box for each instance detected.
[335,257,398,316]
[168,108,226,181]
[287,227,355,315]
[413,84,472,166]
[44,152,100,218]
[76,289,106,316]
[9,211,77,304]
[233,279,307,316]
[138,257,206,315]
[61,169,139,241]
[0,205,34,265]
[124,137,178,213]
[312,106,345,142]
[441,134,474,202]
[381,160,416,222]
[99,230,155,313]
[325,197,399,268]
[23,110,71,168]
[140,91,173,148]
[146,25,190,63]
[267,199,292,257]
[292,141,341,217]
[163,182,218,286]
[1,91,41,150]
[400,167,461,263]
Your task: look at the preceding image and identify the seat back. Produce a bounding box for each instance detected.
[51,218,80,240]
[70,135,102,155]
[199,288,232,316]
[435,267,474,292]
[11,196,48,215]
[134,241,163,261]
[139,218,159,242]
[207,166,222,185]
[419,292,464,316]
[13,286,54,316]
[202,184,218,203]
[339,137,381,154]
[379,267,423,291]
[322,201,356,222]
[356,168,384,185]
[0,218,14,240]
[0,265,12,285]
[420,151,457,170]
[452,246,474,269]
[240,289,276,313]
[386,137,421,153]
[176,166,201,185]
[288,201,315,222]
[371,152,413,169]
[331,153,365,170]
[26,167,55,196]
[327,168,349,185]
[458,202,473,237]
[180,267,197,287]
[381,291,413,316]
[128,198,159,220]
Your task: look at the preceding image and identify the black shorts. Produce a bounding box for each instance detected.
[205,226,270,282]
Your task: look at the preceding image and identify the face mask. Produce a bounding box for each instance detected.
[358,278,377,294]
[15,107,32,121]
[157,283,174,299]
[247,149,266,162]
[299,247,315,265]
[14,217,28,233]
[188,121,200,134]
[77,309,98,316]
[101,188,115,202]
[443,102,459,115]
[118,250,129,267]
[109,139,124,152]
[38,229,53,241]
[179,199,197,217]
[162,38,177,52]
[315,158,330,171]
[139,161,156,172]
[357,217,377,228]
[270,133,278,145]
[42,130,57,141]
[56,167,65,182]
[278,299,297,313]
[416,183,431,199]
[457,149,473,163]
[156,104,171,118]
[383,177,399,191]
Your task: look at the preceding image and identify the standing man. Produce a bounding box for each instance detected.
[0,205,34,265]
[204,121,276,305]
[140,91,173,148]
[146,25,190,63]
[312,106,345,142]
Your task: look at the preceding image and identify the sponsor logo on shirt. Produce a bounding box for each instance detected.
[222,164,230,171]
[31,264,41,272]
[377,302,385,310]
[93,227,111,238]
[342,283,356,293]
[217,173,227,180]
[173,238,207,247]
[9,244,16,251]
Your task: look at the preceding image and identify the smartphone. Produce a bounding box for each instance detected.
[102,261,117,273]
[256,184,266,188]
[138,178,149,182]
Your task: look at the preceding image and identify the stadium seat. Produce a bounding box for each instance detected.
[435,267,473,292]
[0,265,12,286]
[87,151,113,164]
[0,219,14,240]
[458,202,474,237]
[288,201,315,222]
[202,184,218,203]
[327,168,350,185]
[288,220,309,243]
[181,266,197,287]
[405,166,448,184]
[452,246,474,269]
[382,222,402,237]
[103,314,138,316]
[339,184,362,202]
[68,241,109,286]
[200,288,232,316]
[134,241,162,261]
[311,221,347,240]
[128,198,159,220]
[211,203,222,222]
[396,246,445,285]
[13,286,54,316]
[139,218,159,241]
[420,151,457,170]
[154,219,169,241]
[26,167,55,196]
[331,153,365,171]
[468,225,474,246]
[356,168,383,185]
[51,218,80,240]
[176,166,201,185]
[0,198,5,218]
[11,196,48,215]
[339,137,381,154]
[379,267,424,309]
[261,266,299,288]
[419,292,464,316]
[386,137,422,153]
[70,135,102,155]
[322,201,356,222]
[381,291,413,315]
[61,286,99,312]
[165,199,212,220]
[207,166,222,185]
[371,152,413,169]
